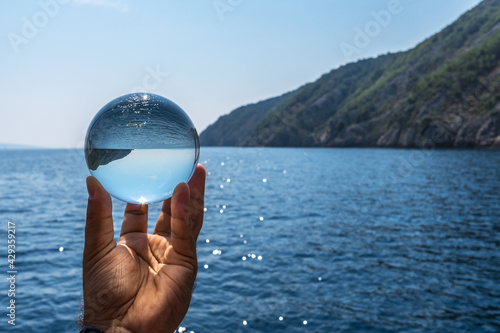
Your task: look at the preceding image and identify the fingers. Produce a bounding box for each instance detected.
[154,164,206,238]
[170,182,195,258]
[120,203,148,236]
[85,176,115,257]
[188,164,206,240]
[153,197,172,236]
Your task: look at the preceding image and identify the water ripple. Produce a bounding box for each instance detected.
[0,148,499,332]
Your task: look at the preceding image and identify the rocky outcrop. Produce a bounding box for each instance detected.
[200,0,500,149]
[85,148,133,171]
[454,112,500,147]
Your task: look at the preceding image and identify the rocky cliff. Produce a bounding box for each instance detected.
[201,0,500,148]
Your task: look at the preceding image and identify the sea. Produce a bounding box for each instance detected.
[0,147,499,333]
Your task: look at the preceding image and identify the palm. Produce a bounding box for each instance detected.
[83,165,205,333]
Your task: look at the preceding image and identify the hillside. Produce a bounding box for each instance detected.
[201,0,500,148]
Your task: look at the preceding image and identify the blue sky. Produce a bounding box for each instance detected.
[0,0,482,148]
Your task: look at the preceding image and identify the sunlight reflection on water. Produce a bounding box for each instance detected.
[0,148,499,332]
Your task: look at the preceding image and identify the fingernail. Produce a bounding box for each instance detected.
[129,203,141,210]
[86,178,95,199]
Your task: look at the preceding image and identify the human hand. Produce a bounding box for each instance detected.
[82,164,206,333]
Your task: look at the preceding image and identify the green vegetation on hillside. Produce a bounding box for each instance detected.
[201,0,500,148]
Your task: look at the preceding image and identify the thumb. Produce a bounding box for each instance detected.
[84,176,115,263]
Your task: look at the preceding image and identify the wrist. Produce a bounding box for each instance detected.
[82,320,134,333]
[80,327,104,333]
[81,316,111,333]
[82,304,115,332]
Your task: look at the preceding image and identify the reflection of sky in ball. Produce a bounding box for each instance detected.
[85,93,199,203]
[91,148,195,204]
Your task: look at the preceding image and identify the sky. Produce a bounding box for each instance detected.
[0,0,483,148]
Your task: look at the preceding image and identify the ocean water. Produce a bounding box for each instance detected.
[87,148,197,204]
[0,148,499,332]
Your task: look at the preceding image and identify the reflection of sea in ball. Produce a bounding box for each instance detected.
[84,93,200,204]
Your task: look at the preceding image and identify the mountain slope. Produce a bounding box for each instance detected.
[200,92,294,146]
[200,0,500,148]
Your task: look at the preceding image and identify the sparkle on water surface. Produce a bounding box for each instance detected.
[84,93,199,204]
[3,148,499,332]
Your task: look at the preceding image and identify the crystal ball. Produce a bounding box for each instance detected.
[84,93,200,204]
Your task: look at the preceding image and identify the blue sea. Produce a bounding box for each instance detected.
[0,148,499,332]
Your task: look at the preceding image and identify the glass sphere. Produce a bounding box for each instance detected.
[84,93,200,204]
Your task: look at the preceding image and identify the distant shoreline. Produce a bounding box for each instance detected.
[0,144,46,150]
[0,144,82,150]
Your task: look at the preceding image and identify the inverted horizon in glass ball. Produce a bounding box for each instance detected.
[84,93,200,204]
